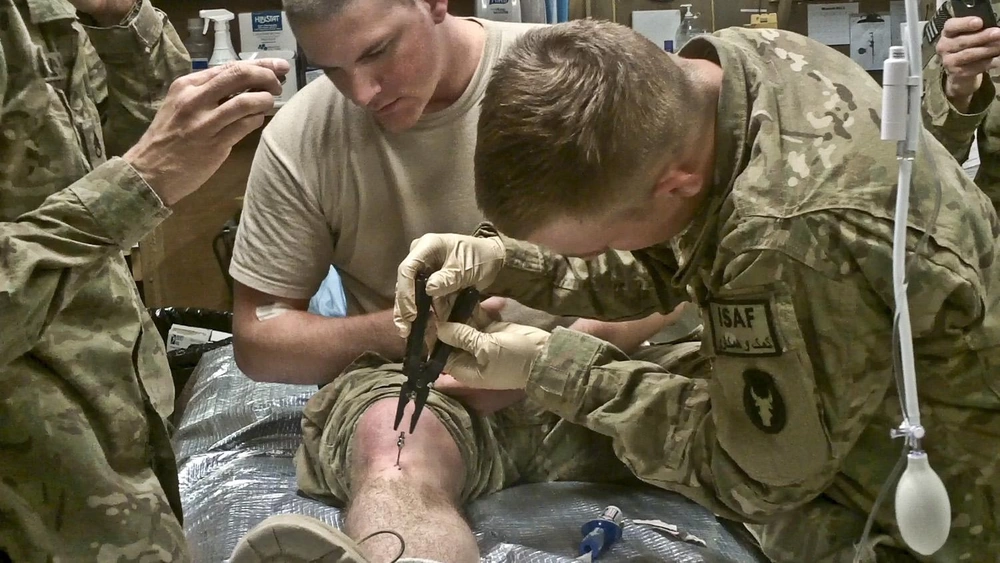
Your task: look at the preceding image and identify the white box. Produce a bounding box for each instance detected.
[305,68,325,85]
[166,324,231,353]
[238,10,297,52]
[632,10,682,53]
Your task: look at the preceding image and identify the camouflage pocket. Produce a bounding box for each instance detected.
[703,284,831,487]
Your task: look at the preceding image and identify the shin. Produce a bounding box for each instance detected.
[344,398,479,563]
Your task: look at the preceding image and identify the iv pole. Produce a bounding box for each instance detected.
[879,0,952,555]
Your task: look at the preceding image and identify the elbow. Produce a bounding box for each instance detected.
[706,443,840,523]
[232,337,265,382]
[231,328,276,383]
[728,468,838,523]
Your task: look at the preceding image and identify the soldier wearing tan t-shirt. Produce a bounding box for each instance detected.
[225,1,680,562]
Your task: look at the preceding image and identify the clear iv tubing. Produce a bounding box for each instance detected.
[892,152,922,437]
[881,0,925,439]
[894,0,924,436]
[864,0,952,557]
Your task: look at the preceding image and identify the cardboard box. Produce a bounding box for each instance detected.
[238,10,297,52]
[750,13,779,28]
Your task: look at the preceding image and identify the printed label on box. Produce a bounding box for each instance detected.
[239,11,297,52]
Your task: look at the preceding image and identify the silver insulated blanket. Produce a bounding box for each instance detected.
[173,346,768,562]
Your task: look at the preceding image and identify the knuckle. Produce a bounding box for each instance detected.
[174,90,201,115]
[167,75,193,95]
[222,60,249,78]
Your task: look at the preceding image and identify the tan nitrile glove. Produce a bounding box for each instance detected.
[435,320,550,390]
[394,233,506,337]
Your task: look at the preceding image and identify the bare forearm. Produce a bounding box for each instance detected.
[234,309,404,385]
[569,312,673,355]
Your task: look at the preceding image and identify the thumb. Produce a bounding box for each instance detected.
[944,16,984,36]
[441,352,484,385]
[436,322,484,356]
[425,268,470,297]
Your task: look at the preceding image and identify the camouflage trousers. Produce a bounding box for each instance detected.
[294,349,652,506]
[0,364,188,562]
[294,339,996,563]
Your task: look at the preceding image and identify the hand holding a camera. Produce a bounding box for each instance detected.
[937,6,1000,110]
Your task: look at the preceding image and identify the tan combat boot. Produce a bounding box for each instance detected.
[229,514,370,563]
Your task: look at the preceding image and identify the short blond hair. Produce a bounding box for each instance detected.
[475,18,701,238]
[284,0,412,25]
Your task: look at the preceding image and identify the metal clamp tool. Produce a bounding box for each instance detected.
[393,273,480,433]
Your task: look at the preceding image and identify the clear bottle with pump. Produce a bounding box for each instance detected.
[674,4,708,53]
[475,0,521,22]
[183,17,212,71]
[199,9,238,67]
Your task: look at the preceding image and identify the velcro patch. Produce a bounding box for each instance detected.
[707,298,780,357]
[742,368,787,434]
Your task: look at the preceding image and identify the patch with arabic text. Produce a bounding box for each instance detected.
[707,298,781,357]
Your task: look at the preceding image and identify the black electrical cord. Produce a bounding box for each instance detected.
[358,530,406,563]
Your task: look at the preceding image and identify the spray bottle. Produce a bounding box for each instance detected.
[183,18,212,71]
[674,4,708,53]
[200,9,238,67]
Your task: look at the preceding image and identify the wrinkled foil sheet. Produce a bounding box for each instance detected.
[174,346,767,562]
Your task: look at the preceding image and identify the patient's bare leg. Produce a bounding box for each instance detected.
[346,398,478,563]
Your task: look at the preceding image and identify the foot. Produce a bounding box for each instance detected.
[229,514,369,563]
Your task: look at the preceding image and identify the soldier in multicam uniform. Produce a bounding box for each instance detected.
[0,0,287,558]
[395,19,1000,563]
[922,1,1000,208]
[222,2,684,562]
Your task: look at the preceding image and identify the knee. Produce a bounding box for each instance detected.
[349,398,466,493]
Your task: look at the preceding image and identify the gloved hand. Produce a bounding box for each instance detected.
[420,296,508,352]
[395,233,506,337]
[435,320,550,390]
[432,374,527,415]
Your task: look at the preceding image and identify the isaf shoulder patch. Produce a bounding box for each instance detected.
[707,298,781,357]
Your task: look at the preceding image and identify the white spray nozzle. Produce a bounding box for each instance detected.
[200,9,234,35]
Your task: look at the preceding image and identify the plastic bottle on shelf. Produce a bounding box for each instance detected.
[183,17,212,72]
[199,9,238,68]
[674,4,708,53]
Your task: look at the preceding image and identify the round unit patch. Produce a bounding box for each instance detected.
[741,368,786,434]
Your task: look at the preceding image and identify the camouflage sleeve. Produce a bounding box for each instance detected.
[82,0,190,156]
[476,224,688,321]
[0,158,169,369]
[524,237,976,522]
[921,52,996,164]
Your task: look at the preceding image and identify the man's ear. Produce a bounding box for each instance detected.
[652,167,700,200]
[423,0,449,22]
